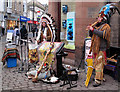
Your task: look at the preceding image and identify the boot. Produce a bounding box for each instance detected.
[93,79,101,87]
[103,78,106,82]
[93,78,106,82]
[32,78,38,83]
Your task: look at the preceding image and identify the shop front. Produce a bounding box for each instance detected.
[27,20,33,32]
[20,16,30,29]
[27,20,39,32]
[7,20,16,29]
[6,14,19,30]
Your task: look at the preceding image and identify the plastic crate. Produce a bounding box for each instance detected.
[105,64,116,71]
[7,58,17,68]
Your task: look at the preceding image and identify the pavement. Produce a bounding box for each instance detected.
[0,35,4,92]
[0,34,119,92]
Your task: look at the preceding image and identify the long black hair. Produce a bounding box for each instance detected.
[41,22,47,31]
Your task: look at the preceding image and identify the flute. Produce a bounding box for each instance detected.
[86,21,99,31]
[86,21,99,54]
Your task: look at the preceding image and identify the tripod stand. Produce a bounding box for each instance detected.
[19,39,29,72]
[13,38,29,73]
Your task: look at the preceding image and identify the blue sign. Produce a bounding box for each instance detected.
[62,20,67,29]
[20,16,29,22]
[7,30,14,33]
[62,5,68,14]
[66,12,75,42]
[27,18,30,21]
[38,15,41,17]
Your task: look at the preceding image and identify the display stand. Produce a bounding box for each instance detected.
[20,39,29,72]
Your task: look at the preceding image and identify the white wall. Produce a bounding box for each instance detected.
[0,0,4,23]
[28,10,42,21]
[29,11,33,20]
[23,0,27,16]
[8,0,12,8]
[0,0,4,12]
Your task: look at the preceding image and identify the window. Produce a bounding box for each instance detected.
[7,0,8,7]
[14,1,17,10]
[7,0,12,8]
[23,5,25,12]
[9,0,12,8]
[19,1,21,14]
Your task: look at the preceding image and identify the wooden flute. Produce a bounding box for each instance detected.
[86,21,99,54]
[86,21,99,31]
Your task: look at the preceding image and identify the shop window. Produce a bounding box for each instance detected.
[7,0,8,7]
[8,20,16,29]
[23,5,25,12]
[7,0,12,8]
[14,1,17,11]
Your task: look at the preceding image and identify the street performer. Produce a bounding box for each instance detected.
[36,13,56,44]
[87,8,111,87]
[26,13,56,82]
[87,3,120,87]
[36,21,52,44]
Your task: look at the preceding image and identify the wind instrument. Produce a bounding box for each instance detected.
[86,21,100,54]
[86,21,99,31]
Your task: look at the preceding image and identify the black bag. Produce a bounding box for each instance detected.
[16,30,19,36]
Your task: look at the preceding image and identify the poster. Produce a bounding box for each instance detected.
[85,39,92,60]
[67,18,74,41]
[64,12,75,50]
[66,12,75,42]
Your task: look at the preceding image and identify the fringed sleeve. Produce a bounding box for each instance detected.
[102,24,111,47]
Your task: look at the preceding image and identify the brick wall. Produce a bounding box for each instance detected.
[48,2,120,67]
[48,2,61,42]
[75,2,105,67]
[60,2,76,60]
[110,12,120,47]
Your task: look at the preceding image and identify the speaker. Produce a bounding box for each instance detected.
[117,55,120,82]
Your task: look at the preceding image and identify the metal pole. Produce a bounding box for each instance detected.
[32,0,35,37]
[33,0,34,25]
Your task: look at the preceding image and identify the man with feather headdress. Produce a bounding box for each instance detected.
[87,3,120,87]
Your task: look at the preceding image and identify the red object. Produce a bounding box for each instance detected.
[33,21,39,24]
[37,11,40,13]
[27,20,33,23]
[91,28,94,32]
[44,63,46,66]
[28,20,39,24]
[88,55,93,59]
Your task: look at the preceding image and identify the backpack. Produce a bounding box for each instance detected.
[16,29,19,36]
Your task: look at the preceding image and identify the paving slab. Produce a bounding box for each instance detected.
[0,35,119,91]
